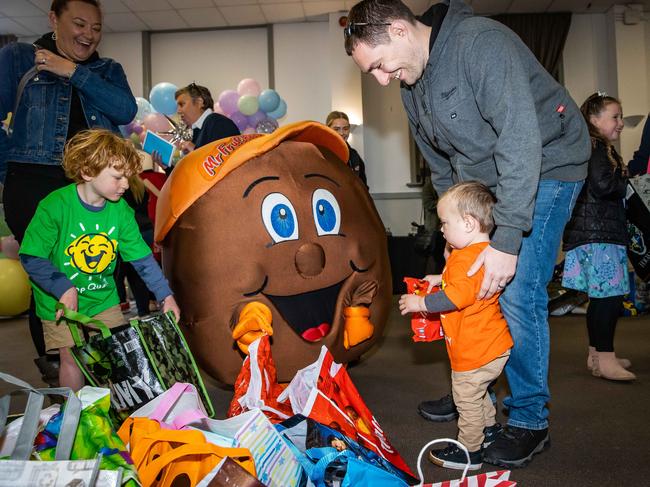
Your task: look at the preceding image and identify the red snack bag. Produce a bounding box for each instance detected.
[228,335,292,422]
[403,277,444,342]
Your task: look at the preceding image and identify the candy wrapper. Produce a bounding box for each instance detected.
[404,277,443,342]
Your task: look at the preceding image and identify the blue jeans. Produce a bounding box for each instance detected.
[500,180,583,430]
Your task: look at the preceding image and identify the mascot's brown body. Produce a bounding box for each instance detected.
[155,122,391,384]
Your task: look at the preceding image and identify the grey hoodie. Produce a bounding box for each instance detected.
[401,0,590,254]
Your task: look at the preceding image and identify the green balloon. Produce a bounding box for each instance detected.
[238,95,259,116]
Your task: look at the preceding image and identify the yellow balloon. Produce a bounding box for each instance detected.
[0,259,31,316]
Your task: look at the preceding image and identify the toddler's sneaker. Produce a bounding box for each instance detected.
[483,423,503,448]
[428,444,482,471]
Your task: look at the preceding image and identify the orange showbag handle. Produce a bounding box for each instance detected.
[117,416,162,446]
[131,428,209,471]
[138,442,256,487]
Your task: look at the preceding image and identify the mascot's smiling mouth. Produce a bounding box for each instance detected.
[264,280,344,342]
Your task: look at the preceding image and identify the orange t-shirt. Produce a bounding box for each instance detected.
[440,242,513,372]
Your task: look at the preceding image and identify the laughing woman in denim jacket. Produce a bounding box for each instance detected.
[0,0,136,381]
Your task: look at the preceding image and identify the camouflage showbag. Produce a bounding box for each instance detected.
[59,305,214,422]
[130,313,214,417]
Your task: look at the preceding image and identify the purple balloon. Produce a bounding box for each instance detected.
[218,90,240,116]
[229,111,249,132]
[132,123,144,135]
[247,110,266,128]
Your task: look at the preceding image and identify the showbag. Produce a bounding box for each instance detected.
[626,176,650,281]
[60,305,213,421]
[278,346,417,483]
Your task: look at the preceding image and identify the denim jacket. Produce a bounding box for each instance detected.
[0,41,137,181]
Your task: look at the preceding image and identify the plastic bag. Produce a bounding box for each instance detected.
[404,277,443,342]
[227,335,292,422]
[278,347,417,483]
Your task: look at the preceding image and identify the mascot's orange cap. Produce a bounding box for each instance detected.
[155,121,349,242]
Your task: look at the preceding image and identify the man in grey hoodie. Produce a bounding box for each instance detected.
[345,0,590,470]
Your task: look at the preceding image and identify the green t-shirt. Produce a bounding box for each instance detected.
[21,184,152,320]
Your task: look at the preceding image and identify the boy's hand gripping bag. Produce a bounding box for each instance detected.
[59,305,214,421]
[403,278,443,342]
[277,346,418,484]
[417,439,516,487]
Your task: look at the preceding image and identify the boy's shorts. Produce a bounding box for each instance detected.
[43,305,125,352]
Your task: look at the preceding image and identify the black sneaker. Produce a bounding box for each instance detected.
[429,444,482,471]
[34,355,60,388]
[482,423,503,448]
[418,394,458,422]
[482,426,550,468]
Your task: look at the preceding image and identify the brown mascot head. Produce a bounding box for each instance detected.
[155,121,391,384]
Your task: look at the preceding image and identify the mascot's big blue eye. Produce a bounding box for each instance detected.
[261,193,299,243]
[312,188,341,236]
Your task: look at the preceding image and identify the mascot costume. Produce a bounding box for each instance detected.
[155,121,391,384]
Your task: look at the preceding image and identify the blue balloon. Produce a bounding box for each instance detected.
[149,82,178,116]
[135,97,153,121]
[266,99,287,119]
[258,89,280,113]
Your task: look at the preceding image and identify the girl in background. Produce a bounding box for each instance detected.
[562,93,635,381]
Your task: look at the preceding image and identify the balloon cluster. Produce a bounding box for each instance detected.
[215,78,287,134]
[119,82,186,165]
[119,79,288,159]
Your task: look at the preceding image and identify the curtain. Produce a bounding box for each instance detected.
[0,34,17,49]
[491,13,572,81]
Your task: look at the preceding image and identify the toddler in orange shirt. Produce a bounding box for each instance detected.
[399,181,513,471]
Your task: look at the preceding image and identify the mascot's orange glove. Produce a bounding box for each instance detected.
[343,306,374,350]
[232,301,273,355]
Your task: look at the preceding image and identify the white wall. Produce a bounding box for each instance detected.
[100,32,143,97]
[273,22,330,125]
[563,14,611,105]
[150,29,269,104]
[612,6,648,161]
[362,77,414,195]
[563,12,649,163]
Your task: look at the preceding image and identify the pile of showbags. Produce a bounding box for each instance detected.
[0,309,517,486]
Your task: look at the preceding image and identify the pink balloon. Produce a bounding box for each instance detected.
[139,131,147,143]
[237,78,261,97]
[143,113,171,133]
[0,236,20,260]
[218,90,240,116]
[213,102,225,115]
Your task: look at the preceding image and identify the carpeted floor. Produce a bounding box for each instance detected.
[1,299,648,486]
